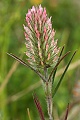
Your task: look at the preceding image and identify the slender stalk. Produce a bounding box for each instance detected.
[44,67,53,120]
[46,82,53,120]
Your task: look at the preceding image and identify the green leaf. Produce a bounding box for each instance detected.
[7,53,45,82]
[52,45,65,84]
[48,51,70,82]
[52,51,76,98]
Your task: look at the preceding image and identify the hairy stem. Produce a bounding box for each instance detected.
[44,67,53,120]
[46,82,53,120]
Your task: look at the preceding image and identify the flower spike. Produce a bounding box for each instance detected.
[24,5,60,69]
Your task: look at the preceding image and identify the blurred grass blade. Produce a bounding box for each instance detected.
[27,108,32,120]
[7,53,45,81]
[48,51,70,82]
[53,51,76,97]
[64,103,69,120]
[52,45,65,84]
[33,93,45,120]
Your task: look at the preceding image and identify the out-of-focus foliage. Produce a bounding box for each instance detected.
[0,0,80,120]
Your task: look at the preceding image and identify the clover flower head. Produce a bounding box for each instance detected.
[24,5,60,69]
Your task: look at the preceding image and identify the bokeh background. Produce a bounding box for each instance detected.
[0,0,80,120]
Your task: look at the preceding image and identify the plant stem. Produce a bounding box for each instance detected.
[44,67,53,120]
[46,82,53,120]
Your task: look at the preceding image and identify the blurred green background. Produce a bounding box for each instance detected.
[0,0,80,120]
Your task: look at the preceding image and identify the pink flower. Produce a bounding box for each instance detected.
[24,5,59,68]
